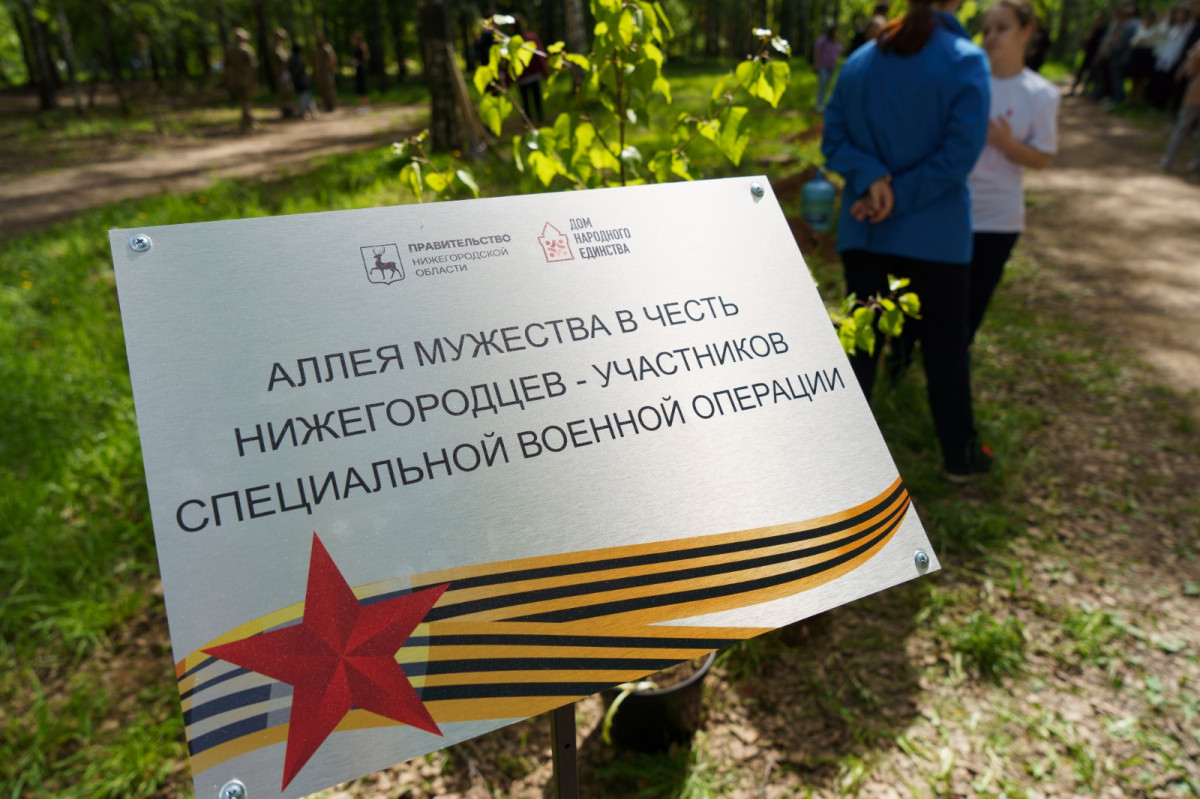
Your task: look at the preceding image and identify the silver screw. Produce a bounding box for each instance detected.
[219,779,247,799]
[129,234,152,252]
[750,183,765,199]
[914,550,930,570]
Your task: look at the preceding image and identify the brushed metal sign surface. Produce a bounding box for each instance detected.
[110,176,937,799]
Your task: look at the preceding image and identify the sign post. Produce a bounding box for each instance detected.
[110,176,938,798]
[550,704,579,799]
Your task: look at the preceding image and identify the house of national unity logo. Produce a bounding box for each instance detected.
[537,223,573,263]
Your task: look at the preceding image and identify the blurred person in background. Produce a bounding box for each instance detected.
[814,21,844,112]
[821,0,993,481]
[967,0,1060,343]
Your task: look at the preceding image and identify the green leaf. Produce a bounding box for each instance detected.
[652,1,674,37]
[588,141,621,172]
[715,106,750,166]
[670,113,692,145]
[570,121,597,170]
[473,64,496,97]
[507,37,535,78]
[618,9,636,45]
[898,292,922,318]
[642,42,665,67]
[547,41,565,54]
[837,319,857,355]
[669,152,691,181]
[648,150,672,181]
[888,274,911,292]
[853,307,877,356]
[455,169,479,198]
[696,117,719,143]
[479,94,512,137]
[565,53,591,70]
[512,134,525,172]
[735,59,789,107]
[764,61,790,108]
[734,60,757,93]
[879,306,905,338]
[631,59,659,102]
[528,149,561,186]
[399,162,422,199]
[652,75,672,104]
[424,171,449,193]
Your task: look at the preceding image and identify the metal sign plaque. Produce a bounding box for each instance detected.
[110,176,937,799]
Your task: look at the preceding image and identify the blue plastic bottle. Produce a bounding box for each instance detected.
[800,170,837,233]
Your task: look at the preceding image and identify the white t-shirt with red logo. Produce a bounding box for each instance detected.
[969,68,1060,233]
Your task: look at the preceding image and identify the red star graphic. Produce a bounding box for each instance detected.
[204,533,448,790]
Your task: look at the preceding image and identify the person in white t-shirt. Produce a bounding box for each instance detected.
[967,0,1060,343]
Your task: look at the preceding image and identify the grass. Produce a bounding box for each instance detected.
[3,57,1200,797]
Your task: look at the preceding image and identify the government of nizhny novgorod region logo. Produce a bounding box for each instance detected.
[361,244,404,285]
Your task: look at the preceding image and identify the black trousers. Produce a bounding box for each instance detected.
[519,80,544,124]
[968,231,1020,344]
[843,249,977,470]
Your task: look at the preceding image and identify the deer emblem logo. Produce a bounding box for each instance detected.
[360,244,404,285]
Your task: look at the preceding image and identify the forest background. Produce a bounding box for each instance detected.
[2,0,1113,113]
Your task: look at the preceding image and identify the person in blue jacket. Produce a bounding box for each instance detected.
[821,0,992,481]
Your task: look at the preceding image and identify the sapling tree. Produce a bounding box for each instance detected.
[393,2,791,196]
[391,0,917,356]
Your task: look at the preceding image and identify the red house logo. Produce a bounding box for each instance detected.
[538,223,574,263]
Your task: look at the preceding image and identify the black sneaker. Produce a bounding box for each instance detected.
[946,443,994,483]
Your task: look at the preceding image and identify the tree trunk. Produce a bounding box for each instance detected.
[18,0,58,110]
[417,0,462,152]
[703,0,721,58]
[255,0,274,91]
[369,0,387,85]
[98,2,131,114]
[565,0,587,53]
[1053,0,1074,59]
[216,0,229,50]
[196,23,212,83]
[389,0,411,81]
[14,4,37,83]
[55,0,84,113]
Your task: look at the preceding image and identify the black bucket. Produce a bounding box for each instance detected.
[605,652,716,753]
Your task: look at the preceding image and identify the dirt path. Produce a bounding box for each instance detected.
[0,102,425,239]
[1023,94,1200,398]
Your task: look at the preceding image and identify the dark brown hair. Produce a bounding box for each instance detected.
[987,0,1037,29]
[877,0,936,56]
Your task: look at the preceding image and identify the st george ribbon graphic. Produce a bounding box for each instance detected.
[204,534,448,789]
[180,476,913,788]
